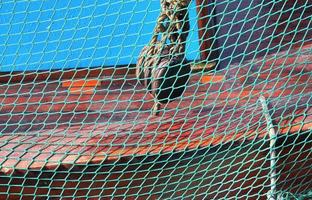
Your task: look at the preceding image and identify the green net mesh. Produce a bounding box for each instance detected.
[0,0,311,199]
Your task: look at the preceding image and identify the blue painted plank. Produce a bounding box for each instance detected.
[0,0,199,72]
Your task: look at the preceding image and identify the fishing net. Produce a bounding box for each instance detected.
[0,0,311,199]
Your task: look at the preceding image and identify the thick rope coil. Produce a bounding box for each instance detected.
[136,0,191,116]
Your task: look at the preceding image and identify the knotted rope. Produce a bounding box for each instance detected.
[136,0,191,115]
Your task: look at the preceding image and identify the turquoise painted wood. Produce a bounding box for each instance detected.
[0,0,199,72]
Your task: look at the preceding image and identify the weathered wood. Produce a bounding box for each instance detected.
[0,63,216,84]
[195,0,218,61]
[0,140,310,199]
[0,82,310,173]
[0,66,136,84]
[0,44,311,198]
[62,79,101,87]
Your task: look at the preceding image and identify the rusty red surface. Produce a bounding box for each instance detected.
[0,44,311,174]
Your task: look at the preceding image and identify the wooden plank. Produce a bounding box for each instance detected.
[0,87,308,116]
[0,67,136,84]
[0,44,311,174]
[0,83,310,121]
[0,97,309,174]
[200,74,225,83]
[191,62,216,72]
[62,79,100,87]
[195,0,219,61]
[1,139,310,199]
[69,87,95,95]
